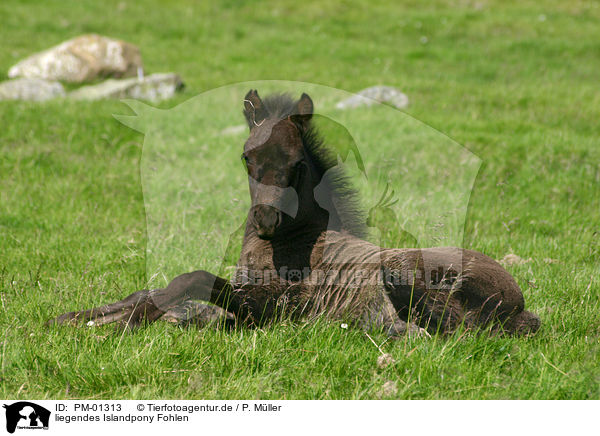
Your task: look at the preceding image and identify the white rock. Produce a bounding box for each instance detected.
[8,34,143,83]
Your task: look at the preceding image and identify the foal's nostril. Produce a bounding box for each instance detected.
[252,205,282,239]
[274,210,282,228]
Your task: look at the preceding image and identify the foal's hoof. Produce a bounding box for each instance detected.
[45,289,161,329]
[387,321,431,340]
[160,300,235,328]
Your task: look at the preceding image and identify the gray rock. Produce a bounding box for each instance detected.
[8,34,143,83]
[381,380,398,396]
[69,73,184,101]
[336,86,409,110]
[377,353,395,369]
[0,78,65,101]
[499,253,531,266]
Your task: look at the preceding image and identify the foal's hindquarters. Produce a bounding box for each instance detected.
[379,245,541,335]
[287,231,540,336]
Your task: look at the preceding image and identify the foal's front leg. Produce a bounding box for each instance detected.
[49,270,239,329]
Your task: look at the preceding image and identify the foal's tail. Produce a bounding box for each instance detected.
[504,310,541,335]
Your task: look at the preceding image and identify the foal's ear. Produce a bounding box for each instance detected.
[289,93,313,129]
[243,89,268,130]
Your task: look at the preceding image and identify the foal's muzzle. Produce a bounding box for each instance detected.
[252,205,282,240]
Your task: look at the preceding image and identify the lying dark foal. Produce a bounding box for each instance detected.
[50,90,540,337]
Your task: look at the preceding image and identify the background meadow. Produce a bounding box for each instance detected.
[0,0,598,399]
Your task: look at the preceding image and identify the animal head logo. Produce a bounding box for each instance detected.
[3,402,50,434]
[113,80,481,289]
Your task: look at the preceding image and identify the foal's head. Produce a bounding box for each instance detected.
[241,90,319,240]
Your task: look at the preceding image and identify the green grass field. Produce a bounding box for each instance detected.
[1,0,599,399]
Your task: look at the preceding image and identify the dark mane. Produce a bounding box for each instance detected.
[261,93,367,239]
